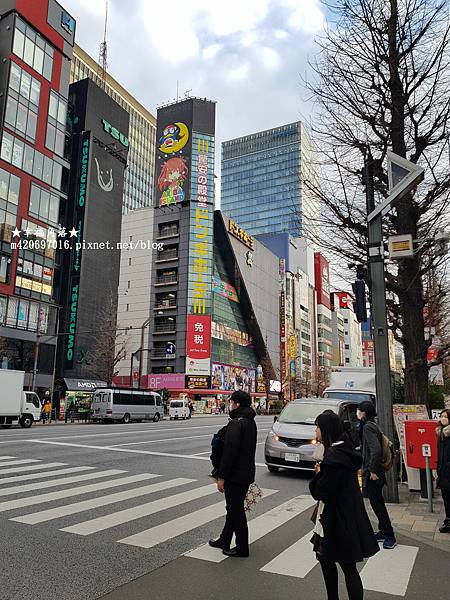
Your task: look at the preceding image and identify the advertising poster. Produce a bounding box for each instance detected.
[186,314,211,376]
[185,375,211,390]
[211,363,256,393]
[256,364,266,393]
[393,404,429,490]
[212,276,239,303]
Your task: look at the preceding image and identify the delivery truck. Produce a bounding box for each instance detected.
[323,367,376,405]
[0,370,42,428]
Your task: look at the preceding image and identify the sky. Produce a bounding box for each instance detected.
[65,0,325,149]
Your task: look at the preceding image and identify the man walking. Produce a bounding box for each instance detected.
[357,400,397,549]
[209,390,257,557]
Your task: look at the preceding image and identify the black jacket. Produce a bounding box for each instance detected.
[217,406,257,486]
[361,420,384,478]
[437,426,450,488]
[309,439,379,564]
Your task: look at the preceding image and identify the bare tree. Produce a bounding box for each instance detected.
[303,0,450,405]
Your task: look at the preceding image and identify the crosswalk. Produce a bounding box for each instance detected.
[0,455,419,596]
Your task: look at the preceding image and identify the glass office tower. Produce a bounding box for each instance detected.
[221,122,319,242]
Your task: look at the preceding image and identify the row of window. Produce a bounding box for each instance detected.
[13,17,54,81]
[46,91,67,157]
[0,294,55,334]
[29,183,60,226]
[1,132,65,192]
[9,62,41,108]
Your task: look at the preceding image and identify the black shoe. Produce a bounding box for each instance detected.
[222,547,249,557]
[208,538,229,550]
[439,520,450,534]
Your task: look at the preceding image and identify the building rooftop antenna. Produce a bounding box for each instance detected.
[98,0,108,89]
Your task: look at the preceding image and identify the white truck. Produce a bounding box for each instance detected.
[0,370,42,428]
[323,367,376,405]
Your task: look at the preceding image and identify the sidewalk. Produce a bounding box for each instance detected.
[366,482,450,551]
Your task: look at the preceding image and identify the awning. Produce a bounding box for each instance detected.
[64,378,107,391]
[166,389,266,397]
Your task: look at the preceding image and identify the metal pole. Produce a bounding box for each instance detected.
[138,318,150,387]
[365,149,399,503]
[31,330,40,392]
[425,455,433,513]
[49,308,60,415]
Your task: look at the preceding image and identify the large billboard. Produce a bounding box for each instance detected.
[314,252,331,309]
[211,362,256,393]
[186,314,211,376]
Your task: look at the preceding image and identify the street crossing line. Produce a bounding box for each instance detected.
[260,531,317,578]
[121,488,278,550]
[0,459,40,467]
[0,462,66,475]
[360,544,419,596]
[61,483,218,536]
[186,494,315,563]
[0,456,16,461]
[13,478,193,525]
[0,471,155,513]
[0,469,133,497]
[0,466,94,485]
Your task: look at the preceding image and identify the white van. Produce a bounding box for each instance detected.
[92,388,163,423]
[169,399,191,420]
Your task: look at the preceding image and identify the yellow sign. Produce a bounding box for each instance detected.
[228,219,254,250]
[289,335,296,359]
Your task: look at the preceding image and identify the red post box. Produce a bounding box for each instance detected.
[405,420,438,469]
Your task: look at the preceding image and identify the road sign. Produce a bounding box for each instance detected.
[388,234,414,258]
[368,151,424,222]
[165,343,176,356]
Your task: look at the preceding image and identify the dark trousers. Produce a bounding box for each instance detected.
[319,560,363,600]
[219,482,249,552]
[366,478,395,538]
[442,488,450,519]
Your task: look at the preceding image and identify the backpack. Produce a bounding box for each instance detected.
[380,431,395,472]
[210,418,245,472]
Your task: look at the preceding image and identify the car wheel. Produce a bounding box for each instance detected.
[20,415,33,429]
[267,465,279,473]
[153,413,160,423]
[122,413,131,424]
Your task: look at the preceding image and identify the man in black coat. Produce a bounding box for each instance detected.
[209,390,257,557]
[357,400,397,550]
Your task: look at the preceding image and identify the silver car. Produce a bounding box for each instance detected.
[264,398,360,472]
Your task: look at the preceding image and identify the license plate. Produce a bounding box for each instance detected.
[284,453,300,463]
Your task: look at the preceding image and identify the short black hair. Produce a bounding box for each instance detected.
[230,390,251,408]
[358,401,377,420]
[315,411,344,450]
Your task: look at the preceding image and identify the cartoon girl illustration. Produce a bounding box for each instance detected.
[158,156,188,206]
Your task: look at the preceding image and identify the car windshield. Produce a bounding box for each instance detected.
[278,403,338,425]
[324,391,375,403]
[170,402,183,408]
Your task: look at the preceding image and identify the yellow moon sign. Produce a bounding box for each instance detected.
[159,122,189,154]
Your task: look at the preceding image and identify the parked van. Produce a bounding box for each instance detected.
[92,388,163,423]
[169,399,191,420]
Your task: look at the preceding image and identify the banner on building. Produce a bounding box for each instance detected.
[186,314,211,376]
[212,276,239,303]
[280,291,286,392]
[185,375,211,390]
[289,335,297,360]
[211,362,255,393]
[256,365,266,393]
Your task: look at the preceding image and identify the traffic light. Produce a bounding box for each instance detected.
[352,279,368,323]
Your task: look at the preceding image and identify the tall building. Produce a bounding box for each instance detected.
[0,0,76,391]
[70,45,156,214]
[332,292,363,367]
[221,122,320,242]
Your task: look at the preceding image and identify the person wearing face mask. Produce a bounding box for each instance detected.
[436,409,450,533]
[357,401,397,550]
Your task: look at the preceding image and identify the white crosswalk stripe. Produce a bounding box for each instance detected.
[0,471,154,512]
[0,456,16,461]
[260,531,317,578]
[0,462,66,475]
[360,544,419,596]
[0,459,40,467]
[0,466,95,485]
[121,488,278,550]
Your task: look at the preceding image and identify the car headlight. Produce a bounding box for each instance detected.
[311,439,318,444]
[268,431,280,442]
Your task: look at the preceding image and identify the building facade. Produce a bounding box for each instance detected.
[0,0,76,391]
[221,122,320,242]
[332,292,363,367]
[70,45,156,214]
[314,253,333,389]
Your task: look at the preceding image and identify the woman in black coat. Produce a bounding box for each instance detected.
[309,411,379,600]
[436,409,450,533]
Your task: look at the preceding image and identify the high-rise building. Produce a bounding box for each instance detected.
[0,0,76,391]
[70,45,156,214]
[221,122,320,242]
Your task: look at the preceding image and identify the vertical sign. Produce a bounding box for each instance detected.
[279,290,286,395]
[185,131,215,378]
[65,131,91,369]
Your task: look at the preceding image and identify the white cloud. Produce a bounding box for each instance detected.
[259,46,280,70]
[227,62,251,82]
[281,0,325,33]
[203,44,222,60]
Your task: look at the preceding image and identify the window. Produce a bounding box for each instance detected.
[345,357,350,363]
[46,91,67,157]
[345,344,349,350]
[29,183,60,226]
[13,17,54,81]
[0,246,12,284]
[0,167,20,241]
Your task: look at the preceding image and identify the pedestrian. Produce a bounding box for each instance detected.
[188,401,193,419]
[41,399,51,424]
[208,390,257,557]
[357,400,397,549]
[310,411,379,600]
[436,408,450,533]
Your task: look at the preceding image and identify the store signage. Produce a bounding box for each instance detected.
[256,365,266,393]
[211,363,255,393]
[61,11,75,34]
[279,291,286,391]
[186,314,211,376]
[212,276,239,303]
[143,373,186,390]
[101,119,129,148]
[228,219,254,250]
[289,335,297,360]
[270,380,281,392]
[185,375,211,390]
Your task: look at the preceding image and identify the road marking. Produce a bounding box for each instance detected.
[110,434,213,447]
[61,483,217,536]
[0,466,95,485]
[120,488,278,550]
[186,495,315,563]
[0,456,16,460]
[0,462,66,475]
[27,440,267,467]
[13,478,192,526]
[260,531,317,577]
[0,469,130,497]
[360,545,419,596]
[0,459,40,467]
[0,471,154,513]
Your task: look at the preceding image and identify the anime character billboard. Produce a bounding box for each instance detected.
[158,156,188,207]
[159,122,189,154]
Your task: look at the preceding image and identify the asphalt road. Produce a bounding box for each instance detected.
[0,417,448,600]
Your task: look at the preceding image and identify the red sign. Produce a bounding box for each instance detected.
[314,253,331,309]
[427,346,439,363]
[405,420,438,469]
[186,315,211,358]
[336,292,351,309]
